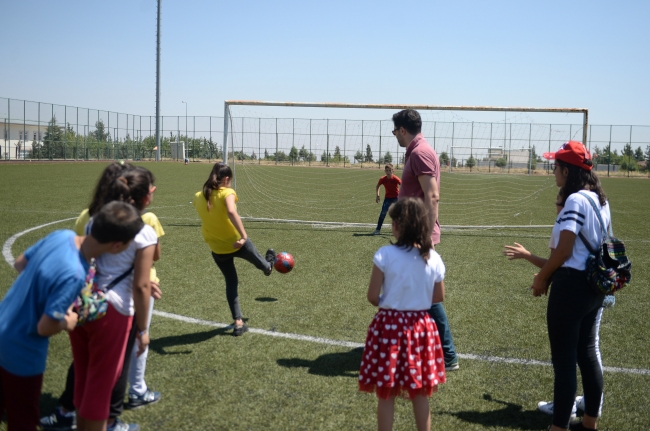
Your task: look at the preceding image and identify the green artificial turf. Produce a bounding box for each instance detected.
[0,162,648,430]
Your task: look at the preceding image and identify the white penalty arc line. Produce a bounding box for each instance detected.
[4,219,650,377]
[2,218,77,266]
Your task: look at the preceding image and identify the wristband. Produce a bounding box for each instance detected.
[138,329,148,337]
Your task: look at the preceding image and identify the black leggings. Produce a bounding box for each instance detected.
[59,318,138,419]
[547,267,605,429]
[211,239,271,321]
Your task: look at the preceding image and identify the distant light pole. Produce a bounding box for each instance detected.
[182,101,187,161]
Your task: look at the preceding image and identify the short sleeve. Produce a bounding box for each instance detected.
[411,149,438,178]
[23,237,45,261]
[141,212,165,238]
[44,274,85,321]
[74,209,90,236]
[134,225,159,250]
[373,247,388,273]
[429,251,445,283]
[556,195,587,235]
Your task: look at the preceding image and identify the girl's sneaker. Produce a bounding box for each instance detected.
[126,389,161,409]
[537,399,577,417]
[40,407,76,431]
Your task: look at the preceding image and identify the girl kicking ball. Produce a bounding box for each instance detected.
[359,197,447,431]
[193,163,275,336]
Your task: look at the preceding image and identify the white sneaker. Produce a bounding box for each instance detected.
[537,400,577,417]
[575,395,602,417]
[575,395,585,411]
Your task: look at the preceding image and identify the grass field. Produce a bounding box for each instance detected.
[0,161,649,430]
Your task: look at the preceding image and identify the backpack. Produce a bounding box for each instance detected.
[577,191,632,295]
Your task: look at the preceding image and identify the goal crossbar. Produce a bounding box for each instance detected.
[222,100,588,156]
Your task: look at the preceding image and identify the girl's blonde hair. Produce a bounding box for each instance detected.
[388,198,433,261]
[202,162,233,211]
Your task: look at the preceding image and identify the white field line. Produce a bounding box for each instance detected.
[2,218,76,266]
[4,219,650,377]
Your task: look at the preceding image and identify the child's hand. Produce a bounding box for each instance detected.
[63,304,79,331]
[375,196,380,203]
[151,280,162,300]
[503,242,530,260]
[136,330,150,356]
[531,273,551,297]
[233,238,247,249]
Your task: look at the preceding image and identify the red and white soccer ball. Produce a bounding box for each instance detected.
[274,252,295,274]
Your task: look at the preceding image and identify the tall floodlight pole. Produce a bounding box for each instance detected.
[155,0,162,161]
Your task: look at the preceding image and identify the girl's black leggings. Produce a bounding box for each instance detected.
[547,267,605,429]
[211,239,271,321]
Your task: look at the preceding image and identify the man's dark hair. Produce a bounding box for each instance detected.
[91,201,144,244]
[392,109,422,135]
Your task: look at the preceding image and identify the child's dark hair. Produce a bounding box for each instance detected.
[385,163,394,170]
[556,160,607,206]
[202,163,233,211]
[91,201,144,244]
[88,162,133,216]
[388,197,432,261]
[102,167,153,212]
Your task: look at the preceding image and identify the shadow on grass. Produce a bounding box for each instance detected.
[255,297,278,302]
[277,347,363,377]
[352,233,385,237]
[149,328,230,355]
[437,393,550,430]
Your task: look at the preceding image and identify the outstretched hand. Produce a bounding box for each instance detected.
[503,242,530,260]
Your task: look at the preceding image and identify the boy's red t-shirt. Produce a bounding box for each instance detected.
[377,175,402,198]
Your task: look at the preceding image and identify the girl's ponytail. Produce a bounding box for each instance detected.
[202,163,234,211]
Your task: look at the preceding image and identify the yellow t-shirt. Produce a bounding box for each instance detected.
[75,208,164,282]
[193,188,240,255]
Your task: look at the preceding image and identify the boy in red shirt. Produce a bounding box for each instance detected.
[373,163,402,235]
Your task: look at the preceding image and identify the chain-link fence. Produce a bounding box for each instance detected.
[2,97,649,176]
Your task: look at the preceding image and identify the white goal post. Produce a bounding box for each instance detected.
[222,100,588,158]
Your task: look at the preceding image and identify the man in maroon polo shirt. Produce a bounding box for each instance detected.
[393,109,459,371]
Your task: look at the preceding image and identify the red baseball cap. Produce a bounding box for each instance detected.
[542,141,593,171]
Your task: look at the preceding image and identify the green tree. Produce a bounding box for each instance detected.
[275,151,288,162]
[264,149,270,160]
[495,157,507,168]
[634,146,644,161]
[354,150,363,163]
[439,152,450,166]
[306,151,317,162]
[383,152,393,164]
[42,116,64,159]
[289,146,299,161]
[298,145,309,161]
[466,156,476,172]
[645,145,650,172]
[321,150,331,162]
[364,145,374,162]
[91,119,110,142]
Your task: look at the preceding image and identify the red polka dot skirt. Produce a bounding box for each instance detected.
[358,309,446,400]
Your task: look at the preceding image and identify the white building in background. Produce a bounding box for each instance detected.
[0,120,48,160]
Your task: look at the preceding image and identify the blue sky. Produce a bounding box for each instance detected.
[1,0,649,126]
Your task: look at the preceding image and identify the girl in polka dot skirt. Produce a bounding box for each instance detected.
[359,197,446,431]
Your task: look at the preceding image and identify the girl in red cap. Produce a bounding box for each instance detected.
[531,141,609,431]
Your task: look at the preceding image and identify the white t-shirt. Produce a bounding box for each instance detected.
[549,191,611,271]
[96,224,158,316]
[373,245,445,311]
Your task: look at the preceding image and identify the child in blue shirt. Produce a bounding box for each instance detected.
[0,201,144,431]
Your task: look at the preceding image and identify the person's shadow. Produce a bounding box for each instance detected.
[438,393,550,430]
[149,327,231,355]
[277,347,363,377]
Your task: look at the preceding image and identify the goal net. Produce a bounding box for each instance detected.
[222,101,588,230]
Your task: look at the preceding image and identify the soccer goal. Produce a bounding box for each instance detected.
[221,101,588,230]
